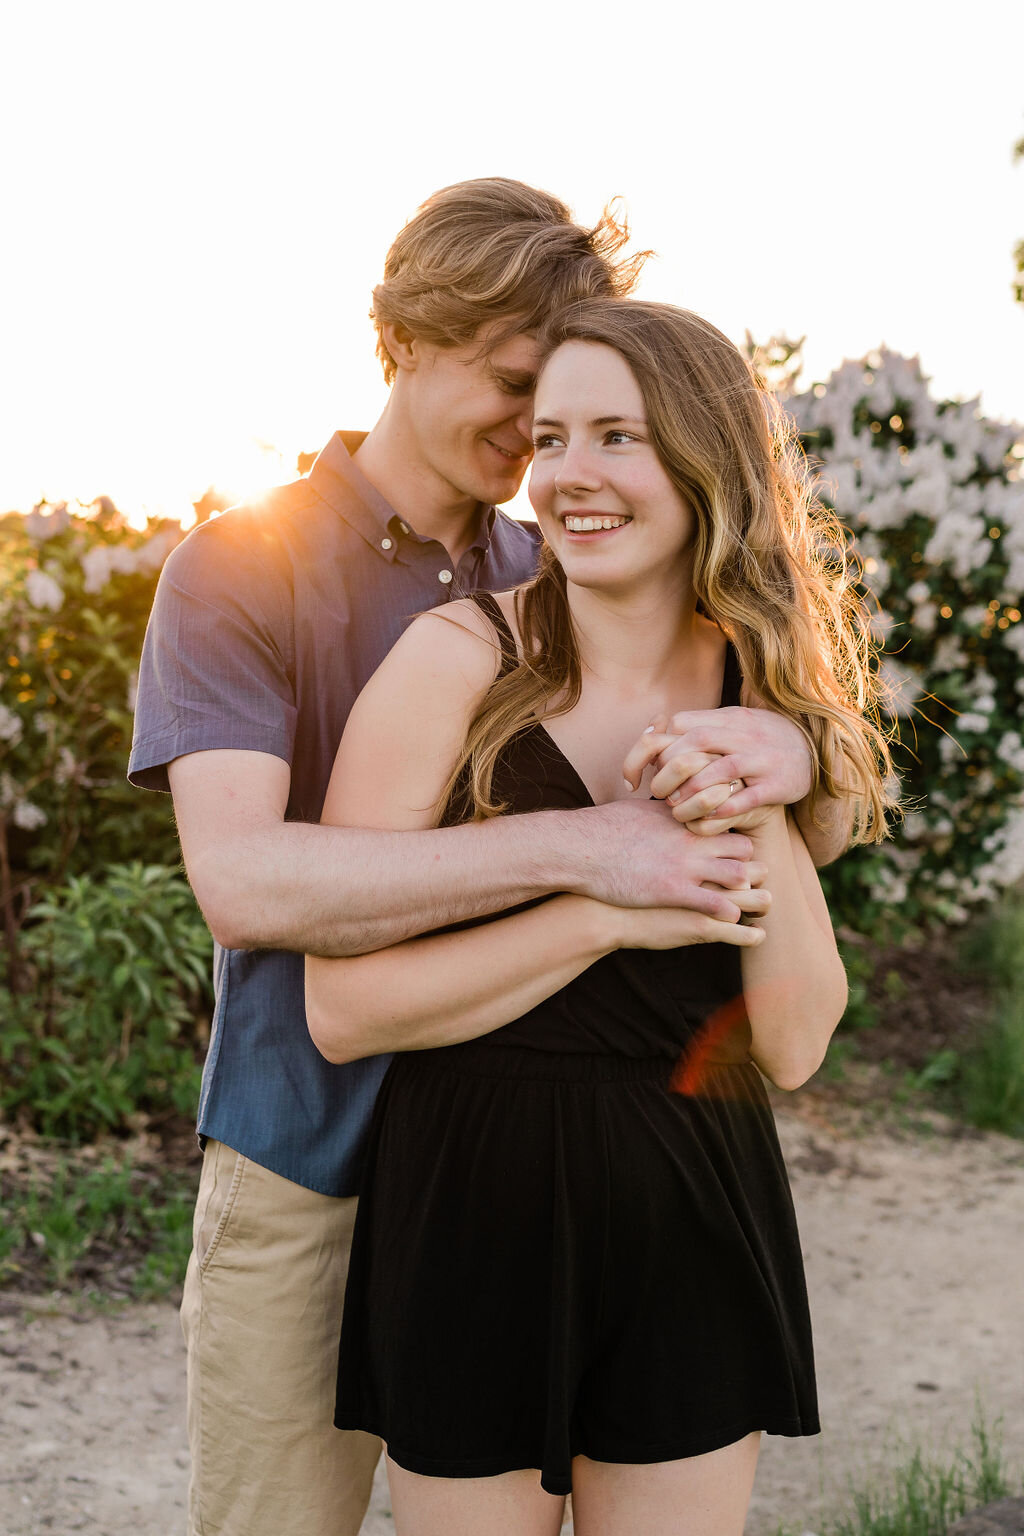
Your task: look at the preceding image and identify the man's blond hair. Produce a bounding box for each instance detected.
[371,177,648,383]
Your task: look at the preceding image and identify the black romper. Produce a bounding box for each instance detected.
[335,594,819,1495]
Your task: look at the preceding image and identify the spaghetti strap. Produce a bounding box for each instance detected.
[468,591,519,678]
[722,640,743,707]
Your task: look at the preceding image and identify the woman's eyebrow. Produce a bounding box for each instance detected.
[533,415,646,428]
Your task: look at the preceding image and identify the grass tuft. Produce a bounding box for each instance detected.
[952,900,1024,1138]
[774,1413,1018,1536]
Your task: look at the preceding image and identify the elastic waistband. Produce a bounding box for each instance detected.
[392,1042,678,1085]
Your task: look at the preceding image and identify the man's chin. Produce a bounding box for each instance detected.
[478,468,529,506]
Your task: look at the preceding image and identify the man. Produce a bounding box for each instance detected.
[129,178,844,1536]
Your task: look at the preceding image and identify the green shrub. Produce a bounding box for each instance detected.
[753,342,1024,938]
[1,862,212,1139]
[0,1152,198,1297]
[949,898,1024,1136]
[837,940,880,1035]
[0,499,183,993]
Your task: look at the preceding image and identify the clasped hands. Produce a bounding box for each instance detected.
[580,707,815,948]
[622,705,813,835]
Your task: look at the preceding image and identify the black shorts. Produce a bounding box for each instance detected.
[335,1042,818,1495]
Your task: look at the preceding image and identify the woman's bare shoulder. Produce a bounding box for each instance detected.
[387,599,507,689]
[418,589,529,663]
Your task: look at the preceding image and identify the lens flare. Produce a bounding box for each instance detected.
[670,995,753,1098]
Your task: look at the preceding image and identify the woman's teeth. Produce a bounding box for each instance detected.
[563,516,629,532]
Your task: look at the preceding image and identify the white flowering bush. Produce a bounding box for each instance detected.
[784,348,1024,933]
[0,498,187,996]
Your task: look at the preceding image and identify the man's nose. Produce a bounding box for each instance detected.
[514,402,534,449]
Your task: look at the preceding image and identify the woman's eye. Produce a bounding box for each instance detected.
[606,430,636,445]
[532,434,560,450]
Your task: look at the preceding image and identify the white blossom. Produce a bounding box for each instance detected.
[0,704,23,745]
[854,533,892,596]
[23,501,70,541]
[80,542,141,593]
[25,568,64,612]
[911,602,937,635]
[931,635,967,673]
[970,806,1024,890]
[54,747,80,786]
[939,732,967,764]
[923,512,990,580]
[869,867,908,905]
[135,525,182,571]
[877,659,922,719]
[857,485,906,533]
[997,733,1024,773]
[12,799,47,830]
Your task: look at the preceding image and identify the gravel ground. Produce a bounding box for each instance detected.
[2,1105,1023,1536]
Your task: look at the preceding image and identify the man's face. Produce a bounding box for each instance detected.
[401,324,540,506]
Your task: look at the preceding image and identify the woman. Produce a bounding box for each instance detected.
[305,299,894,1536]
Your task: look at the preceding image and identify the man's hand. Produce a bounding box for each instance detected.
[573,799,766,922]
[622,707,813,833]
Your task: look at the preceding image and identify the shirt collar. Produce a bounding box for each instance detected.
[308,430,496,564]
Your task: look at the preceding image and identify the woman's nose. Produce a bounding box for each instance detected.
[555,443,601,496]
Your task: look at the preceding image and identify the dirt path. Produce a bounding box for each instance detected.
[2,1107,1022,1536]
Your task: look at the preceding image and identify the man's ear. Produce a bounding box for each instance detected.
[381,321,422,375]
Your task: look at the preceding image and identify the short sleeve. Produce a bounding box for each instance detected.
[128,517,298,793]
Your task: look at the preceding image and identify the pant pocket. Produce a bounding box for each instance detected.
[194,1141,248,1274]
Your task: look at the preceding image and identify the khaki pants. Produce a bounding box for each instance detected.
[180,1140,381,1536]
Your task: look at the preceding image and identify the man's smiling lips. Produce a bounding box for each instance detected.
[484,437,530,464]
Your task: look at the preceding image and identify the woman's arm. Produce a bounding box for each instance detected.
[739,807,848,1089]
[308,892,620,1062]
[304,601,768,1064]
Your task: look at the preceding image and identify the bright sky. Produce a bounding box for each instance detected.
[2,0,1022,525]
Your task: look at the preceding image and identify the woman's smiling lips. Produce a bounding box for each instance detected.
[560,513,632,536]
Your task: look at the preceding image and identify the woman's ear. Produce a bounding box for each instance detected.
[381,321,422,376]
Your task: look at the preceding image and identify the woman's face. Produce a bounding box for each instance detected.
[529,340,696,595]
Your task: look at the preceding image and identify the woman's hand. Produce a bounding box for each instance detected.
[678,792,785,837]
[622,708,813,831]
[622,720,788,834]
[609,881,771,952]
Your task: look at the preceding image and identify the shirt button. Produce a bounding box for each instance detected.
[438,570,453,585]
[381,537,393,551]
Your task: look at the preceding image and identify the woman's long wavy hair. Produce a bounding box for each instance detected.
[440,299,897,843]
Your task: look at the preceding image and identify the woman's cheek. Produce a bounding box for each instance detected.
[527,462,557,518]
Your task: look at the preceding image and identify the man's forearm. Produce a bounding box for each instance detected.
[193,809,591,956]
[188,799,755,957]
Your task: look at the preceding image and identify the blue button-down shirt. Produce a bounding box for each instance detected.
[129,432,540,1194]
